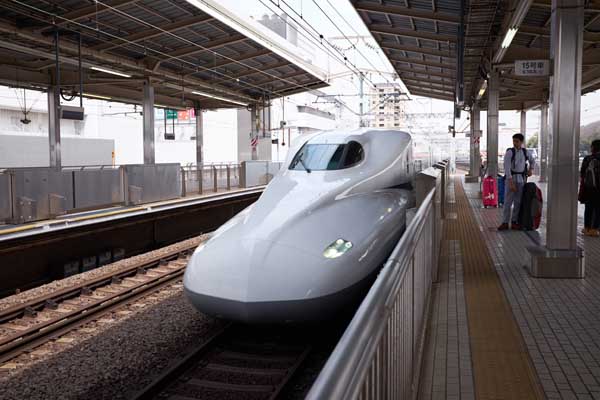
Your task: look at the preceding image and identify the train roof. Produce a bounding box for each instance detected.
[307,128,411,144]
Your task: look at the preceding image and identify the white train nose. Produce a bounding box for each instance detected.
[183,238,369,323]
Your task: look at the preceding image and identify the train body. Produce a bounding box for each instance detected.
[184,129,415,323]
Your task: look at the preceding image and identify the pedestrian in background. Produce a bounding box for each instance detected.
[498,133,536,231]
[579,139,600,237]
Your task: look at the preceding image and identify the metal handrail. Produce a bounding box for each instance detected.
[306,188,437,400]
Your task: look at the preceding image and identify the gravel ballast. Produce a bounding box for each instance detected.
[0,234,208,312]
[0,284,224,400]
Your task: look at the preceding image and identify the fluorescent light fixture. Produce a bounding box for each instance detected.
[191,90,248,106]
[501,27,518,49]
[91,66,131,78]
[83,93,112,100]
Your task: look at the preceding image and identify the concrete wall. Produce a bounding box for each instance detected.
[0,134,114,167]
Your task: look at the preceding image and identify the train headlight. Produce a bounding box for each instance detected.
[323,238,353,259]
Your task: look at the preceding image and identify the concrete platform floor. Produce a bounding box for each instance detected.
[419,176,600,400]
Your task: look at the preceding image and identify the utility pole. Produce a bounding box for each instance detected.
[359,72,364,127]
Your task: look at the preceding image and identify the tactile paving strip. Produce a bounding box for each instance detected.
[449,178,544,400]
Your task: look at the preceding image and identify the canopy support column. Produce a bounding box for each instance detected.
[466,104,481,183]
[143,79,155,165]
[486,69,499,178]
[539,102,549,182]
[520,110,527,142]
[528,0,585,278]
[48,85,61,168]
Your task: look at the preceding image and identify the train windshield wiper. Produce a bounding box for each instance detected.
[297,154,311,173]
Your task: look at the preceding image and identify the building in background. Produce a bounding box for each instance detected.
[367,82,406,128]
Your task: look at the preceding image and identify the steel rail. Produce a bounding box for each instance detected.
[0,245,196,324]
[0,245,198,364]
[132,324,312,400]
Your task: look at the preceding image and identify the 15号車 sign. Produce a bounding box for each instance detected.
[515,60,549,76]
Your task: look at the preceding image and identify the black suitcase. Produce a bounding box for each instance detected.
[519,182,543,230]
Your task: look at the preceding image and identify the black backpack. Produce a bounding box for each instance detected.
[584,156,600,190]
[508,147,529,178]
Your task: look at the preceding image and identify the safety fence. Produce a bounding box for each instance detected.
[306,163,447,400]
[0,161,281,224]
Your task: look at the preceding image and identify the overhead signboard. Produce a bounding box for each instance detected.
[514,60,549,76]
[177,110,189,121]
[165,109,178,120]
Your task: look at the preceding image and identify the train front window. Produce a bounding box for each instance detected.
[289,141,364,171]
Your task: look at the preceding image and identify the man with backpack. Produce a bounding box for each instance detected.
[498,133,536,231]
[579,140,600,237]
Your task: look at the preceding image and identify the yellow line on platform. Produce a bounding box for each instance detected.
[449,177,543,400]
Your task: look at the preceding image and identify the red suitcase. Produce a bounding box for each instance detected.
[482,176,498,208]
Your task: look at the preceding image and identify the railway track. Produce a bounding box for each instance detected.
[133,324,312,400]
[0,243,198,364]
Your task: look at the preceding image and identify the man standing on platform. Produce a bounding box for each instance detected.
[498,133,536,231]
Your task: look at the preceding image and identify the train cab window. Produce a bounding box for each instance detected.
[289,141,364,171]
[342,141,364,168]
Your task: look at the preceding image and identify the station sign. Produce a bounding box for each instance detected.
[165,109,178,120]
[177,110,189,120]
[514,60,549,76]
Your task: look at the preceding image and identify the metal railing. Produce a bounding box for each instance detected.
[180,163,241,196]
[307,181,443,399]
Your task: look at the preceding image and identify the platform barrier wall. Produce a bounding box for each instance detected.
[123,164,181,205]
[0,173,11,222]
[239,161,282,188]
[8,168,75,224]
[0,163,202,224]
[71,167,123,210]
[307,167,445,400]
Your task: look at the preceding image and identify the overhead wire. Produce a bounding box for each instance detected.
[91,0,323,97]
[255,0,353,75]
[8,0,327,103]
[315,0,393,85]
[266,0,382,90]
[253,0,367,113]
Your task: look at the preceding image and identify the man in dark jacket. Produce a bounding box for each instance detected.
[579,140,600,237]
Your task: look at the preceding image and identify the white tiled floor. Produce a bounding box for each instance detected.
[419,183,475,400]
[464,179,600,400]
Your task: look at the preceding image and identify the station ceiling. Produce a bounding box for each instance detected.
[0,0,328,109]
[352,0,600,110]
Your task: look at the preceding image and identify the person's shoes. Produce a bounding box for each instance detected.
[511,223,522,230]
[591,229,600,237]
[583,228,598,237]
[498,223,509,231]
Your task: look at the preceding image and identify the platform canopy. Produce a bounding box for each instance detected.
[0,0,328,109]
[351,0,600,110]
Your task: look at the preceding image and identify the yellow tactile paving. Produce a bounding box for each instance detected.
[449,177,543,400]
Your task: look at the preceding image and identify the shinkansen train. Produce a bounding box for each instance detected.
[184,129,415,323]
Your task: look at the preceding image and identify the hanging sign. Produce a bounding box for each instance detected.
[165,109,178,120]
[514,60,549,76]
[177,110,189,120]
